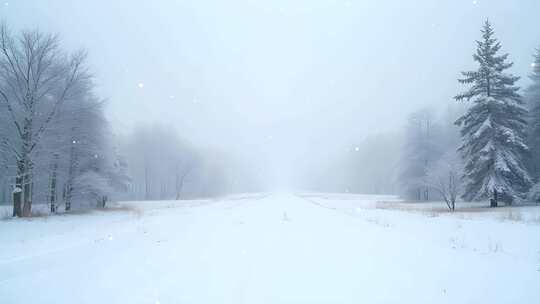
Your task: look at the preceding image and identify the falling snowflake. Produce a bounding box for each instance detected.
[4,2,8,6]
[241,249,247,255]
[107,235,113,241]
[532,63,537,68]
[137,83,144,89]
[472,0,478,4]
[354,147,360,152]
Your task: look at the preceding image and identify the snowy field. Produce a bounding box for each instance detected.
[1,193,540,303]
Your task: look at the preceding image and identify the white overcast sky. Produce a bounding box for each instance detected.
[2,0,539,187]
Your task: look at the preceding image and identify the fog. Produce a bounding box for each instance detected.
[3,0,539,192]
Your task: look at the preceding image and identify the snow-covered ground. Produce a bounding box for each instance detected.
[1,193,540,303]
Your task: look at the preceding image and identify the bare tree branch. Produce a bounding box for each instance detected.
[1,137,21,160]
[0,89,23,138]
[31,50,87,152]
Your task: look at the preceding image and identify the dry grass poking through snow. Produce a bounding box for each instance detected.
[375,200,540,224]
[0,202,145,221]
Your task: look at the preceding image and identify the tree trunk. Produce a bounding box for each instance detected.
[12,186,22,217]
[12,161,22,217]
[175,169,191,200]
[19,118,34,217]
[175,172,182,200]
[160,183,166,200]
[144,166,150,200]
[65,140,77,211]
[13,157,32,217]
[98,196,107,208]
[490,190,498,208]
[22,171,32,217]
[49,155,58,213]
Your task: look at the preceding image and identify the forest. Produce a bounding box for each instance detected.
[2,20,540,216]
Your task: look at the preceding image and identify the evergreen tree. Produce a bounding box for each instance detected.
[525,48,540,180]
[455,20,531,205]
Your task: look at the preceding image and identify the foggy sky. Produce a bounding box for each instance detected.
[2,0,540,189]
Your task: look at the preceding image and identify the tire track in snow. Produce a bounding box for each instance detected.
[295,193,394,228]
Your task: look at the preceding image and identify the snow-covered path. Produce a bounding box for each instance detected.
[1,193,540,303]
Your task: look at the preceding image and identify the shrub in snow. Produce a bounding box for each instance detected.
[424,152,463,211]
[72,171,113,209]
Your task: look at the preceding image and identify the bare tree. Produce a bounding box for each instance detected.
[175,160,196,200]
[399,108,444,201]
[121,124,207,200]
[424,152,463,211]
[0,24,89,216]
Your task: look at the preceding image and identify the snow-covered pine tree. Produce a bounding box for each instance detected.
[455,20,531,205]
[525,48,540,181]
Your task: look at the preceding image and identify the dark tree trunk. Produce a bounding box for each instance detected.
[12,186,22,217]
[98,196,107,208]
[13,162,22,217]
[65,138,77,212]
[49,155,58,213]
[18,118,33,217]
[22,163,33,217]
[490,190,498,207]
